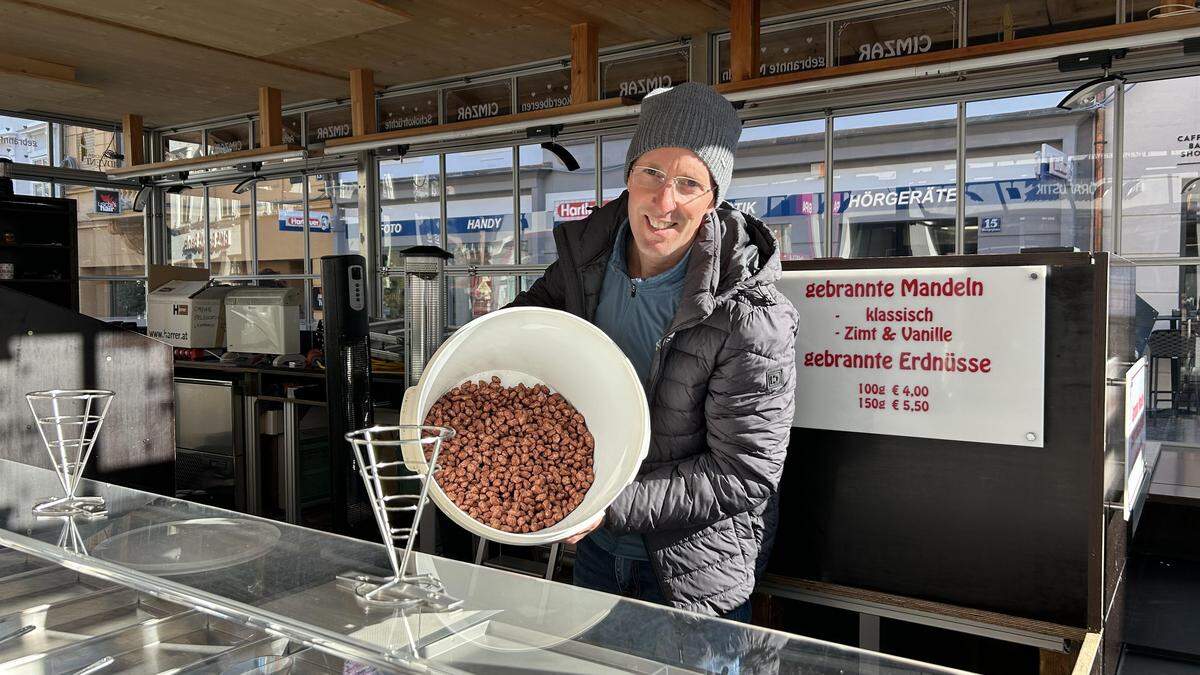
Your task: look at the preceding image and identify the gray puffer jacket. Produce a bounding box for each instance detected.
[509,191,798,615]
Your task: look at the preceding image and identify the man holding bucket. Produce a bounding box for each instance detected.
[510,82,798,621]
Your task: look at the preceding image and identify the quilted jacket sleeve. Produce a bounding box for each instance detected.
[605,299,798,534]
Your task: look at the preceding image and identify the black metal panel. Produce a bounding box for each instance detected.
[320,254,373,534]
[0,285,174,495]
[771,253,1104,629]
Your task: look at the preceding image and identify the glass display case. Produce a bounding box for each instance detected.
[0,458,956,673]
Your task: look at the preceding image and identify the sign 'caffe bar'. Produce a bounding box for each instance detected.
[1,1,1199,673]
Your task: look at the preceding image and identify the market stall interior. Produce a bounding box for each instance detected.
[4,0,1200,673]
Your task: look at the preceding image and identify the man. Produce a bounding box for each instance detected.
[509,82,798,619]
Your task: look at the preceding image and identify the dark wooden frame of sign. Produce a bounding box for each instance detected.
[772,252,1127,646]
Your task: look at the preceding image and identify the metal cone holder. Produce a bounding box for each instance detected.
[337,425,463,612]
[26,390,114,518]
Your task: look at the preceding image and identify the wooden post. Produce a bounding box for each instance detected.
[121,114,144,166]
[730,0,761,82]
[258,87,283,148]
[571,23,598,105]
[350,68,376,136]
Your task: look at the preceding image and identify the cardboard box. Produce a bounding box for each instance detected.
[148,280,233,348]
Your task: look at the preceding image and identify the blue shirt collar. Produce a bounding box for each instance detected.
[610,222,691,291]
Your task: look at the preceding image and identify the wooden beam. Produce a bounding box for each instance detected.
[0,52,75,83]
[258,87,283,148]
[350,68,376,136]
[571,22,599,105]
[122,114,144,166]
[716,11,1200,95]
[730,0,760,83]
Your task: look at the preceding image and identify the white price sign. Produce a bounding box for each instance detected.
[778,266,1047,447]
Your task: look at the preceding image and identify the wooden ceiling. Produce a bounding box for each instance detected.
[0,0,847,129]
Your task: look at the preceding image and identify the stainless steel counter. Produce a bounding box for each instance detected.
[0,458,967,674]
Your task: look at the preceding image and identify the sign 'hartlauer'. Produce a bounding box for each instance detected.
[777,265,1047,447]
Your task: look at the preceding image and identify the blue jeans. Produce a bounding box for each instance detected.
[573,536,752,621]
[572,535,754,673]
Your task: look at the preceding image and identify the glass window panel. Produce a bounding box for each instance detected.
[601,48,689,99]
[521,274,541,292]
[1134,263,1200,442]
[58,185,144,276]
[446,147,515,266]
[1128,1,1197,21]
[379,91,439,132]
[832,105,958,258]
[252,277,312,331]
[381,275,404,320]
[1120,76,1200,258]
[516,68,572,114]
[255,177,306,275]
[308,171,362,272]
[207,122,251,155]
[728,120,826,260]
[833,2,958,67]
[965,90,1113,255]
[252,114,302,148]
[8,179,51,197]
[380,155,441,267]
[519,140,596,265]
[57,124,122,170]
[306,106,353,146]
[716,23,827,84]
[968,0,1115,44]
[447,274,518,326]
[443,80,513,124]
[80,279,146,324]
[601,135,632,204]
[163,130,203,161]
[165,187,206,267]
[207,184,253,276]
[0,115,49,166]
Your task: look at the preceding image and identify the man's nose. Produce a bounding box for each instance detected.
[652,179,678,212]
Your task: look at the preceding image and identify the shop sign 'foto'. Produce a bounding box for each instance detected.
[777,265,1046,447]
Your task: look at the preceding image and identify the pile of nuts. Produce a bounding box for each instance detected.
[423,377,595,533]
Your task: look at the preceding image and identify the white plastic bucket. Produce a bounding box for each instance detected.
[398,307,650,545]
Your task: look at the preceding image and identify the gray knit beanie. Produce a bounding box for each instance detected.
[624,82,742,204]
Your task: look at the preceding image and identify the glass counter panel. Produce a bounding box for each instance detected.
[0,459,960,674]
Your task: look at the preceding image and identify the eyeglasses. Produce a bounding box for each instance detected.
[629,165,713,201]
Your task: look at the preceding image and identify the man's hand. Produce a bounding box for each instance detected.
[562,512,604,544]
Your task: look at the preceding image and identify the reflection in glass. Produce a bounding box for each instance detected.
[516,68,572,114]
[965,90,1113,255]
[446,148,514,266]
[600,135,632,204]
[58,186,144,276]
[163,130,203,161]
[1120,76,1200,258]
[306,106,353,146]
[833,105,958,257]
[255,177,306,275]
[968,0,1115,44]
[307,171,361,273]
[80,279,147,323]
[728,121,825,260]
[834,2,958,67]
[252,114,301,148]
[207,122,251,155]
[166,187,206,267]
[381,275,404,320]
[716,23,826,84]
[57,124,122,170]
[0,115,50,165]
[380,155,441,267]
[520,141,596,265]
[447,275,518,326]
[208,184,253,276]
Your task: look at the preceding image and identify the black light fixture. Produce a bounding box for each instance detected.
[1057,72,1125,110]
[132,186,152,212]
[232,161,263,194]
[527,124,580,171]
